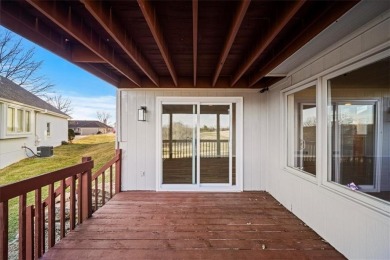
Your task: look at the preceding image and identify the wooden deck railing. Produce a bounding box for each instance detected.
[163,139,229,159]
[0,149,121,260]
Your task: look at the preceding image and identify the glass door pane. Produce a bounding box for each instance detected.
[162,104,197,184]
[199,105,230,184]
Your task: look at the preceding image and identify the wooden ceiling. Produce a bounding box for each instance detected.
[0,0,358,89]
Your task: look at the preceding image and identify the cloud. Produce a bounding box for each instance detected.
[66,95,116,122]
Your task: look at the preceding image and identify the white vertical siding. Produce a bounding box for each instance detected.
[119,89,264,191]
[266,13,390,259]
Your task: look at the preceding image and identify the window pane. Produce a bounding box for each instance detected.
[26,111,31,132]
[7,107,15,132]
[47,122,51,136]
[328,57,390,202]
[17,109,24,132]
[287,86,317,175]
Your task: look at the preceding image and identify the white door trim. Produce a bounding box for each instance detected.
[155,96,243,192]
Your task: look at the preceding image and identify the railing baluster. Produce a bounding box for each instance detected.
[0,201,8,260]
[94,178,98,211]
[102,170,106,205]
[110,166,113,198]
[78,173,82,224]
[41,203,45,254]
[48,183,55,248]
[26,205,34,260]
[70,175,76,230]
[19,194,27,260]
[34,188,42,258]
[60,179,66,238]
[115,150,122,194]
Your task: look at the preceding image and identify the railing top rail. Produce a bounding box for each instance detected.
[92,153,120,180]
[0,160,94,202]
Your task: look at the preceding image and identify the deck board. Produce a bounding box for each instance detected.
[42,192,345,259]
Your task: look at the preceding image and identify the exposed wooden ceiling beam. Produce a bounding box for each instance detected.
[26,0,141,87]
[212,0,251,87]
[248,1,359,87]
[193,0,198,87]
[137,0,178,86]
[71,45,104,63]
[0,2,119,86]
[81,0,159,87]
[231,0,306,87]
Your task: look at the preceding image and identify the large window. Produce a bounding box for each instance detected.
[5,105,32,136]
[327,57,389,202]
[286,85,317,176]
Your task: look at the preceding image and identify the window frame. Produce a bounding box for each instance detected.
[282,80,319,184]
[320,51,390,214]
[46,122,51,137]
[1,103,33,139]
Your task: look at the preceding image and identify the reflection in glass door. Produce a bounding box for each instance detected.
[161,102,237,188]
[200,105,231,184]
[162,104,197,184]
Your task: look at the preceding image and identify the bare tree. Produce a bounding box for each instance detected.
[0,29,54,96]
[97,111,111,125]
[46,95,72,114]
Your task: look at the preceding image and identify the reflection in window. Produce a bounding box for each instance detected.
[47,122,51,136]
[26,111,31,132]
[287,86,317,176]
[17,109,24,132]
[7,107,15,133]
[328,57,390,202]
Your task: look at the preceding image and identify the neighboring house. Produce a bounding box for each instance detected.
[68,120,113,135]
[0,76,70,169]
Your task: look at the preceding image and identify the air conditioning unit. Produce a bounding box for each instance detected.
[37,146,53,157]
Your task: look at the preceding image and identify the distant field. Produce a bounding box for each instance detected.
[200,130,229,140]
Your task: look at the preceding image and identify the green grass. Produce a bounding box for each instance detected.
[0,133,115,241]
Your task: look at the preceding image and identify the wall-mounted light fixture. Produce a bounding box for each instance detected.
[138,106,147,121]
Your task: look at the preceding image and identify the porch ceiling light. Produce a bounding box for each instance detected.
[138,106,147,121]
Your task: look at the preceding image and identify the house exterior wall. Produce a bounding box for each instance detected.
[118,89,266,191]
[265,12,390,259]
[0,111,67,169]
[35,113,68,147]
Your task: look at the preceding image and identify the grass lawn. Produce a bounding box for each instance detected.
[0,133,115,241]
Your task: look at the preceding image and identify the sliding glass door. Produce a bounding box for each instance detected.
[159,99,240,190]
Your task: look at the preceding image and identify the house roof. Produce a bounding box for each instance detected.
[0,76,69,117]
[0,1,359,89]
[68,120,112,129]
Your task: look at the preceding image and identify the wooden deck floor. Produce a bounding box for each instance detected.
[43,192,345,259]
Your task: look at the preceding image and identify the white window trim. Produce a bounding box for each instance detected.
[155,96,243,192]
[319,51,390,216]
[281,81,318,184]
[0,103,33,139]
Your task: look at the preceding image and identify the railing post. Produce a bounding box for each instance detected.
[115,149,122,194]
[0,201,8,260]
[81,156,93,222]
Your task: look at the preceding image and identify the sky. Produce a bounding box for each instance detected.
[1,26,116,124]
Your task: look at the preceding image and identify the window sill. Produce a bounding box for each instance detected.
[320,181,390,217]
[0,133,32,139]
[283,166,317,184]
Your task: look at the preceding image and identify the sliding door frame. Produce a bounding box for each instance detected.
[156,96,243,192]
